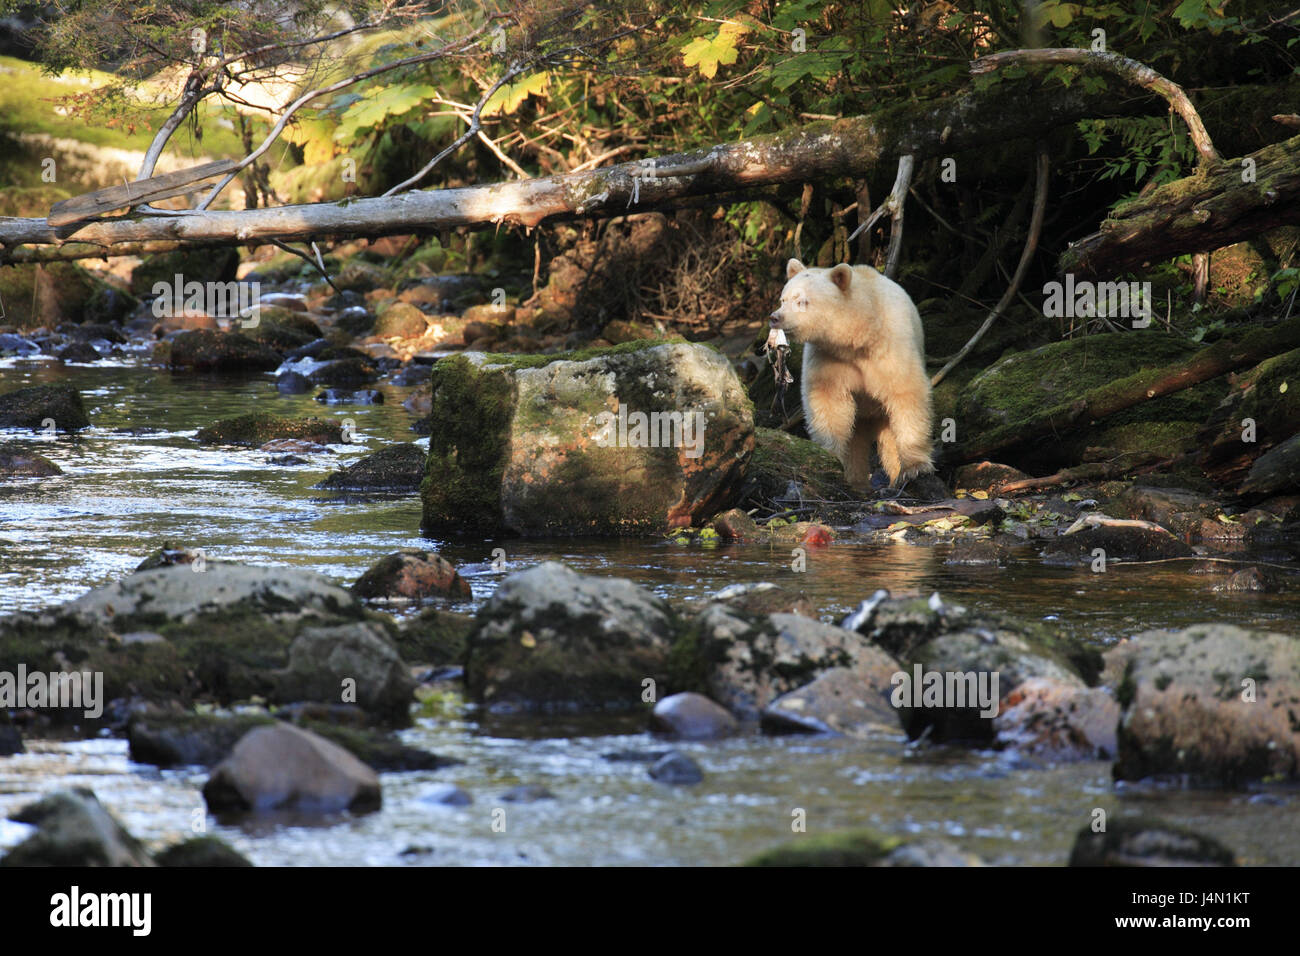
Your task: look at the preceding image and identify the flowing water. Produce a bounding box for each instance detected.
[1,351,1298,865]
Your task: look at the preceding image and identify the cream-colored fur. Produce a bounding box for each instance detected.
[770,259,934,488]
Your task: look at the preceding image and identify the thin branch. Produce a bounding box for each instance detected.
[931,143,1049,387]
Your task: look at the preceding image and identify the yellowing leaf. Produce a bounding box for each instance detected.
[682,22,746,79]
[483,72,550,117]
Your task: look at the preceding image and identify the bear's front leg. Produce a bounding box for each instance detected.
[803,373,857,464]
[878,390,935,485]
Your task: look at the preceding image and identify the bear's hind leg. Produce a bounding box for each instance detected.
[844,414,882,490]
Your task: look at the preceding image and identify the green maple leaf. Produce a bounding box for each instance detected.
[682,23,744,80]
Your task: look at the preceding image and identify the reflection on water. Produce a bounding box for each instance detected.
[1,358,1298,865]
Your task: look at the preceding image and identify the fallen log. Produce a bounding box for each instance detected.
[954,317,1300,463]
[1061,133,1300,279]
[0,74,1160,260]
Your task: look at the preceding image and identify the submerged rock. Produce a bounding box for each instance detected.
[744,828,900,867]
[1113,623,1300,785]
[651,692,737,740]
[648,750,703,784]
[419,783,472,807]
[420,342,754,536]
[318,442,426,493]
[499,784,555,802]
[169,329,282,373]
[0,384,90,431]
[154,837,253,867]
[464,562,678,715]
[196,413,343,446]
[351,549,472,602]
[1069,818,1236,866]
[0,443,61,478]
[316,388,383,405]
[202,723,381,814]
[1,789,154,867]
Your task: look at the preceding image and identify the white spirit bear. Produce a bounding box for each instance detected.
[770,259,935,489]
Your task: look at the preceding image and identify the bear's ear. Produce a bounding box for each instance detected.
[786,258,805,279]
[828,263,853,293]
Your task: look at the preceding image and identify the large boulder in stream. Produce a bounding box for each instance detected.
[464,562,679,714]
[0,384,90,431]
[1113,623,1300,785]
[202,722,381,814]
[1,789,154,867]
[168,329,282,373]
[419,341,754,535]
[0,563,415,725]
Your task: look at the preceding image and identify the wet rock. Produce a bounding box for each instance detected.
[679,605,898,722]
[761,666,903,737]
[0,443,61,478]
[316,388,383,405]
[403,383,431,416]
[499,784,554,802]
[710,508,761,540]
[395,607,474,666]
[154,837,253,867]
[128,711,273,767]
[420,342,754,535]
[0,720,21,755]
[651,692,737,740]
[351,549,471,603]
[953,461,1030,493]
[203,722,381,814]
[259,438,329,455]
[0,384,90,431]
[601,749,670,763]
[248,307,322,351]
[945,536,1016,566]
[1041,523,1195,565]
[992,677,1119,761]
[333,261,385,293]
[373,301,431,338]
[57,341,101,363]
[317,442,426,493]
[419,783,472,807]
[309,357,378,387]
[134,542,208,571]
[702,582,816,618]
[1113,623,1300,785]
[464,562,678,715]
[744,828,898,867]
[269,454,306,466]
[879,839,985,867]
[196,413,343,446]
[842,591,1102,744]
[289,719,446,771]
[1213,566,1279,592]
[276,621,416,726]
[391,363,432,386]
[0,333,39,355]
[169,330,282,373]
[648,750,703,784]
[336,306,374,337]
[1240,431,1300,495]
[1069,818,1236,866]
[1,789,154,867]
[276,371,313,394]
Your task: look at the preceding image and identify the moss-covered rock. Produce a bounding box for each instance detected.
[248,306,323,350]
[1069,817,1237,866]
[1113,623,1300,785]
[317,442,426,493]
[1200,346,1300,487]
[465,562,679,714]
[0,384,89,431]
[373,301,430,338]
[169,329,282,373]
[420,341,755,536]
[742,427,856,508]
[743,828,900,866]
[396,607,475,665]
[155,836,253,867]
[1,789,154,867]
[0,262,127,328]
[196,413,343,446]
[959,331,1227,472]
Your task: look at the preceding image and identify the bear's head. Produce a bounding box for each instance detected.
[770,259,858,346]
